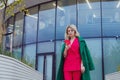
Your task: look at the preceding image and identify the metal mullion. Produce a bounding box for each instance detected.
[35,5,40,70]
[37,52,54,56]
[53,0,57,80]
[21,12,26,60]
[76,0,78,28]
[43,56,46,80]
[100,0,105,80]
[12,14,16,53]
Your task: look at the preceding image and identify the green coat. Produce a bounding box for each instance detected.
[56,36,95,80]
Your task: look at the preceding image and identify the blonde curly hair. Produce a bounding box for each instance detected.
[65,24,80,40]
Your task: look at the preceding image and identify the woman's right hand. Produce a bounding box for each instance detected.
[63,51,67,58]
[63,45,70,58]
[65,45,71,49]
[63,39,71,58]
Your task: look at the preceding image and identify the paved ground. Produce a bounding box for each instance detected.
[105,71,120,80]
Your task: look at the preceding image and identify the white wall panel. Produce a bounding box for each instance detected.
[0,54,43,80]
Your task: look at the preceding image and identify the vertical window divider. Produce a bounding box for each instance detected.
[21,12,26,60]
[53,1,57,80]
[76,0,78,28]
[100,0,105,80]
[35,5,40,70]
[12,15,16,53]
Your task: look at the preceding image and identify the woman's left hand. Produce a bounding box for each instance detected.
[81,64,85,73]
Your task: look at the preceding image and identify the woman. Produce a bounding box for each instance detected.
[57,24,95,80]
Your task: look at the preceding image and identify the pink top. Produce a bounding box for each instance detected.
[64,38,81,71]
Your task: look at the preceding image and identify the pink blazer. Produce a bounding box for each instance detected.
[64,38,82,71]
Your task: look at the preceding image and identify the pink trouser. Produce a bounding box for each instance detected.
[64,71,81,80]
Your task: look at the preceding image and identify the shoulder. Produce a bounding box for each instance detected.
[77,36,88,47]
[77,36,85,43]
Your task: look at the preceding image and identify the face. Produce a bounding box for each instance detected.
[67,27,76,38]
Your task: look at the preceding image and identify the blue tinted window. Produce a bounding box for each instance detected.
[85,38,102,80]
[13,47,22,60]
[24,6,38,44]
[7,17,14,33]
[13,13,24,47]
[23,44,36,68]
[102,1,120,36]
[5,17,14,51]
[78,0,101,37]
[103,38,120,75]
[5,34,12,51]
[38,2,55,41]
[37,41,54,53]
[56,0,77,39]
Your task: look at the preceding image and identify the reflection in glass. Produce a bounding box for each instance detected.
[7,17,14,33]
[13,13,23,47]
[24,6,38,44]
[46,56,52,80]
[78,0,101,37]
[23,44,36,68]
[102,1,120,36]
[5,17,14,52]
[5,34,13,52]
[37,42,54,53]
[13,47,22,60]
[2,36,6,50]
[56,0,77,39]
[38,55,53,80]
[103,38,120,76]
[85,38,102,80]
[38,56,44,77]
[38,2,55,41]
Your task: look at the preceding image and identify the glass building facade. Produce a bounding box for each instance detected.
[3,0,120,80]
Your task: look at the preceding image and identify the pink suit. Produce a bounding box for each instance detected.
[64,38,82,80]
